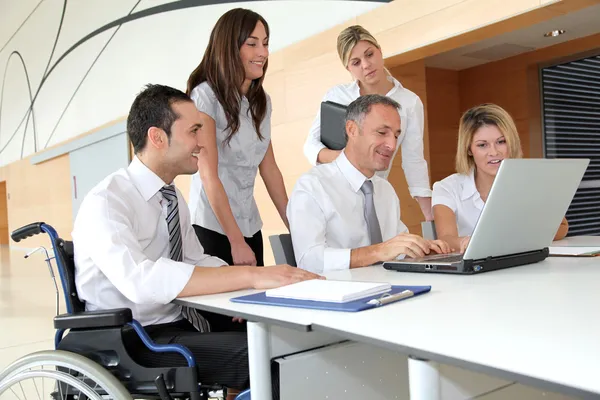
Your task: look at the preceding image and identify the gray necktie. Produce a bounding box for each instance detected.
[360,180,383,245]
[160,185,210,333]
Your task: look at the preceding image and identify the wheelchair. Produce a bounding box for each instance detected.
[0,222,251,400]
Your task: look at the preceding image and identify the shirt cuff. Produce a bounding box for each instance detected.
[159,258,196,303]
[409,187,433,198]
[308,142,327,166]
[323,248,351,272]
[193,256,228,267]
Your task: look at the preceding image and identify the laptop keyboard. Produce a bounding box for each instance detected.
[420,252,464,263]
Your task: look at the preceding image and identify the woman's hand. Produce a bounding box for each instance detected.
[231,240,257,266]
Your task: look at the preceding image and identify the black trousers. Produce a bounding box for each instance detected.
[128,319,248,389]
[193,224,264,266]
[126,318,280,398]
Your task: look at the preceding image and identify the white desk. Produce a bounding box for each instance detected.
[552,235,600,247]
[175,289,345,399]
[176,250,600,399]
[312,257,600,399]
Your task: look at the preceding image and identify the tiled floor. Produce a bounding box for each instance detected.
[0,245,58,372]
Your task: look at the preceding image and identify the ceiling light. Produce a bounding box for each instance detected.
[544,29,566,37]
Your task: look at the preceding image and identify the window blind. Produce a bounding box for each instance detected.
[541,54,600,236]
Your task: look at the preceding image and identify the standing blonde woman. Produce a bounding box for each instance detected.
[432,103,569,252]
[303,25,433,220]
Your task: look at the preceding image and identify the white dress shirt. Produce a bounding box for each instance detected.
[303,75,431,197]
[188,82,271,237]
[72,157,226,326]
[287,151,408,273]
[432,170,484,237]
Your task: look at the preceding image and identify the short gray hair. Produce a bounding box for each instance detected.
[345,94,401,130]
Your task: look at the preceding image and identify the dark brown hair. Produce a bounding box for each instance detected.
[186,8,269,145]
[127,84,192,154]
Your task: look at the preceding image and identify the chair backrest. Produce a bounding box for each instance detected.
[421,221,437,240]
[268,234,296,266]
[54,239,86,313]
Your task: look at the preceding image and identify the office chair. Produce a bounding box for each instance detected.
[421,221,438,240]
[268,234,296,266]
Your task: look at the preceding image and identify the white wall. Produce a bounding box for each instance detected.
[0,0,384,166]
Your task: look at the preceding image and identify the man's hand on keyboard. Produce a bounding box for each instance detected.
[428,239,453,254]
[379,233,431,259]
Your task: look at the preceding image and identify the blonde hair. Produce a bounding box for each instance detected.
[455,103,523,175]
[337,25,381,68]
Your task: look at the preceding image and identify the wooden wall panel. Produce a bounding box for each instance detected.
[280,19,357,70]
[426,33,600,185]
[425,68,461,185]
[357,0,465,37]
[1,156,73,249]
[460,61,532,157]
[459,32,600,157]
[283,52,349,123]
[388,60,429,235]
[383,0,598,66]
[263,70,287,127]
[527,65,544,159]
[0,182,8,244]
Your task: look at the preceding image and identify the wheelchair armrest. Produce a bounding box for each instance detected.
[54,308,132,330]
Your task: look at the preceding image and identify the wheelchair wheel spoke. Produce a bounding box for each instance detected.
[32,376,42,400]
[0,351,131,399]
[18,382,27,399]
[58,377,64,400]
[9,387,24,400]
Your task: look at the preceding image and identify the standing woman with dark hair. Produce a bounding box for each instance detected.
[187,8,288,267]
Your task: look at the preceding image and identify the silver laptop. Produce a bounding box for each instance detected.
[384,158,589,274]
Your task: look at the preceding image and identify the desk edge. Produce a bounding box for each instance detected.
[173,299,312,332]
[311,323,600,400]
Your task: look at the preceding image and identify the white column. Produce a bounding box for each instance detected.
[247,322,272,400]
[408,356,441,400]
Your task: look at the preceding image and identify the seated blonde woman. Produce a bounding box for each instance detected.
[432,103,568,253]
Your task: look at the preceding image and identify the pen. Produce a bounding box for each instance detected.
[367,290,414,306]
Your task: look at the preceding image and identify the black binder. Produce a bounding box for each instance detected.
[320,101,348,150]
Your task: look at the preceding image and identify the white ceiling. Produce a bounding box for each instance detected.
[424,3,600,70]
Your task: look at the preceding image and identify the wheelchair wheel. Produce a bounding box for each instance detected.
[0,350,132,400]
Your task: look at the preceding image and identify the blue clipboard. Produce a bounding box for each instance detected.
[230,285,431,312]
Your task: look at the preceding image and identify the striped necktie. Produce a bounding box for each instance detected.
[160,185,210,333]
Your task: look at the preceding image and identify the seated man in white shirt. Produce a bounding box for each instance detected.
[287,94,450,273]
[71,84,319,397]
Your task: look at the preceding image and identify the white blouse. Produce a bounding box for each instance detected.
[432,171,484,237]
[188,82,271,237]
[303,75,431,198]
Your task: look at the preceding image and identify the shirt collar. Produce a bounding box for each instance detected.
[128,156,169,202]
[461,169,479,201]
[349,75,402,97]
[335,151,370,193]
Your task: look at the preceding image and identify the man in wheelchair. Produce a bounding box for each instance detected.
[67,84,321,398]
